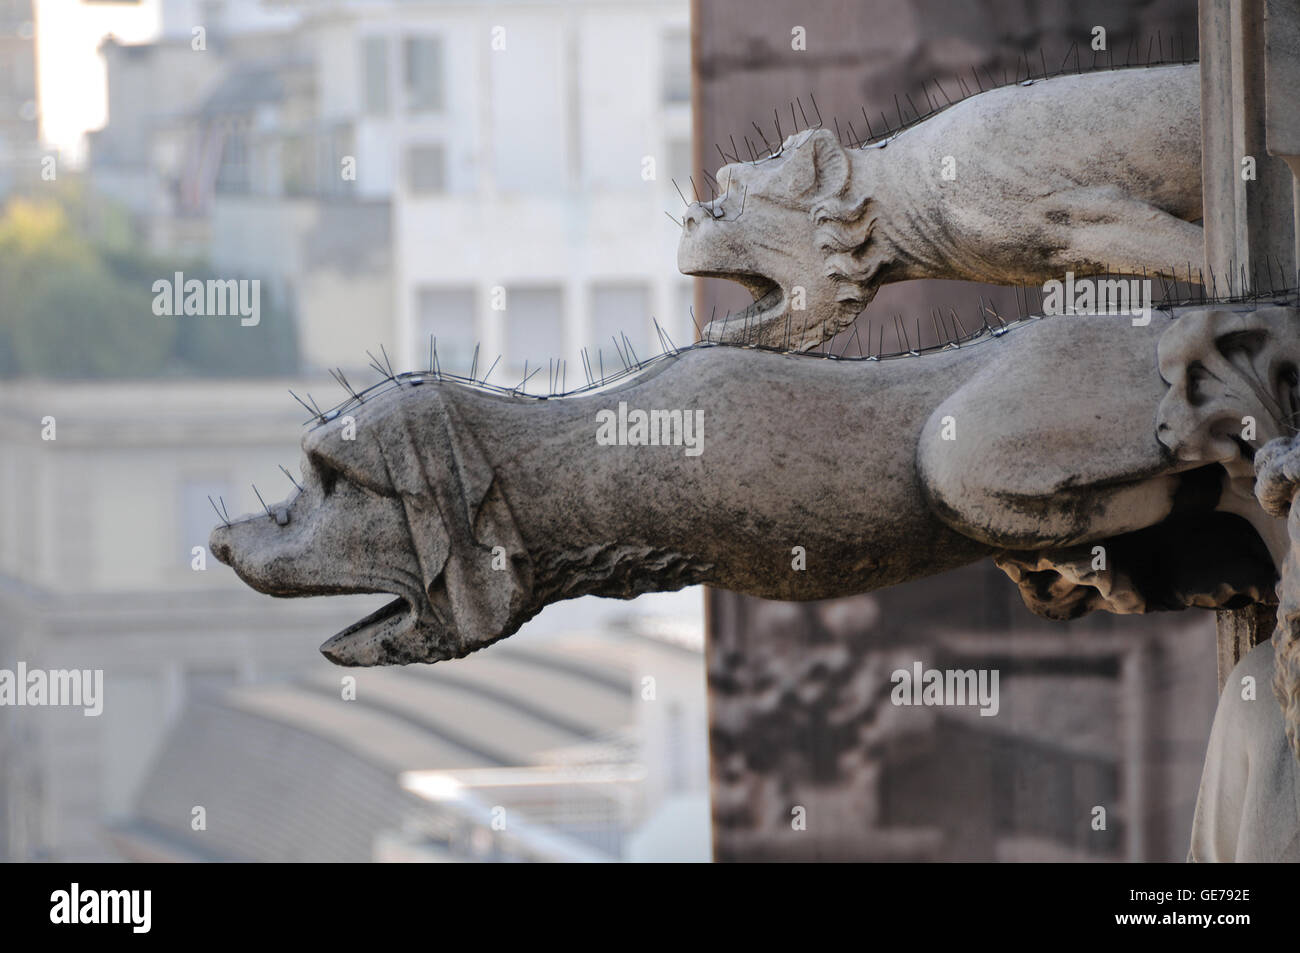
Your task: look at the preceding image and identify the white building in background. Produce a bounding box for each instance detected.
[91,0,696,379]
[317,0,697,383]
[6,0,707,862]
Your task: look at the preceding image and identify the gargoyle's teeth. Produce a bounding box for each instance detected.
[321,596,410,666]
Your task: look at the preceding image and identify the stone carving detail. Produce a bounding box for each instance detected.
[1254,437,1300,759]
[1156,306,1300,487]
[1154,304,1299,569]
[993,547,1148,620]
[213,303,1290,667]
[678,64,1202,348]
[991,305,1300,622]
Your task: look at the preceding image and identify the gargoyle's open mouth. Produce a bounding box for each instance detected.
[209,443,440,666]
[686,268,787,341]
[320,595,414,665]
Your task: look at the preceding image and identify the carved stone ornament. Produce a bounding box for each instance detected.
[678,64,1202,349]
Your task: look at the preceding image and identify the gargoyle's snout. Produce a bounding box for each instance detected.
[209,524,234,566]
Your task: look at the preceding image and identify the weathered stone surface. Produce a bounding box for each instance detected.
[1254,435,1300,760]
[212,304,1289,668]
[679,65,1203,349]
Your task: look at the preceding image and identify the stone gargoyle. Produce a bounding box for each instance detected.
[680,62,1202,348]
[209,300,1297,682]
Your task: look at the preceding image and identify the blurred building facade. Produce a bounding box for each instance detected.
[1,0,707,863]
[0,0,39,197]
[89,0,695,380]
[0,380,709,861]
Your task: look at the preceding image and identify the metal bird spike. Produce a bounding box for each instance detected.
[671,177,689,207]
[279,464,303,492]
[689,305,703,339]
[288,389,319,422]
[919,80,935,112]
[1059,41,1077,74]
[209,495,230,528]
[330,367,360,400]
[365,348,393,382]
[948,307,969,338]
[610,335,628,369]
[252,484,273,520]
[652,317,670,355]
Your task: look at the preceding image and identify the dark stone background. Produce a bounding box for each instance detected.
[692,0,1213,861]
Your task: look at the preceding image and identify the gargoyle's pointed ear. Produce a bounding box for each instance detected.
[786,128,851,199]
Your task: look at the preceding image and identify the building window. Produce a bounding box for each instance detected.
[406,144,446,194]
[320,123,356,196]
[416,287,477,374]
[403,35,444,114]
[662,29,690,105]
[214,118,250,194]
[362,36,389,116]
[504,286,564,390]
[590,283,650,362]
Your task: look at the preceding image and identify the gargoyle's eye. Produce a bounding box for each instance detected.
[1186,361,1208,406]
[1217,329,1266,362]
[309,452,340,498]
[1279,363,1299,426]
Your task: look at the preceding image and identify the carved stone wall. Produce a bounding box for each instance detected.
[694,0,1210,861]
